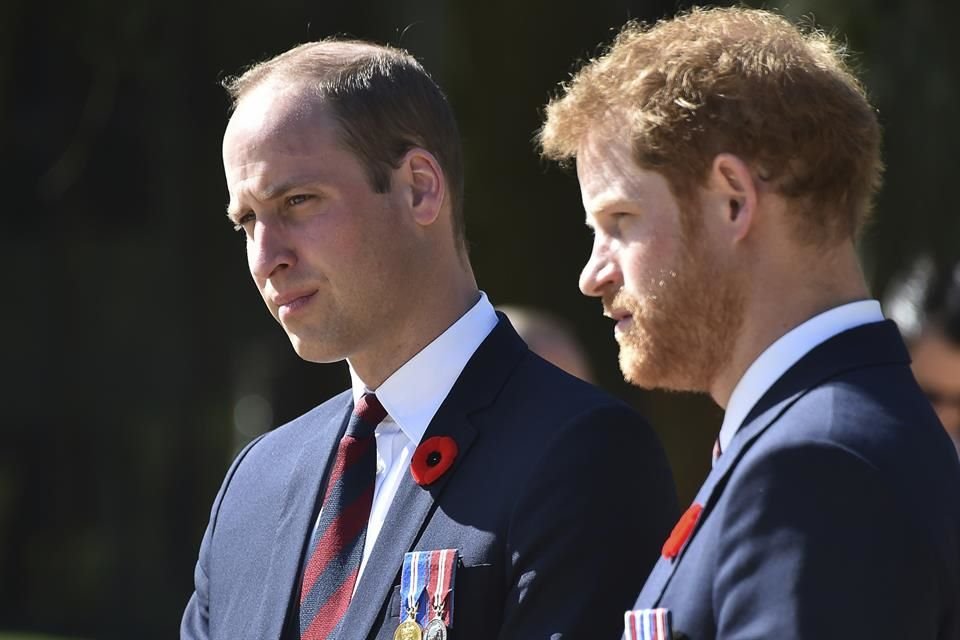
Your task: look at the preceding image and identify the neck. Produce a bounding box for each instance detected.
[709,241,869,408]
[349,265,480,389]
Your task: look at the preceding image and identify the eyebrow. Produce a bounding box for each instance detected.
[224,176,320,220]
[584,197,636,221]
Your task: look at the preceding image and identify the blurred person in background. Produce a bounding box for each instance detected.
[540,6,960,639]
[885,256,960,455]
[497,305,595,383]
[182,38,678,640]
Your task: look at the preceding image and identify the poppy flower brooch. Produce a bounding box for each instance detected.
[662,502,703,559]
[411,436,458,486]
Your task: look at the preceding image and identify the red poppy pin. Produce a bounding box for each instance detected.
[662,502,703,560]
[411,436,458,486]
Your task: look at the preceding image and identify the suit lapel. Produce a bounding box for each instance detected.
[340,316,528,640]
[254,392,354,640]
[636,321,910,607]
[635,386,807,606]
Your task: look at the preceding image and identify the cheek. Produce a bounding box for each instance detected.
[301,196,383,258]
[621,242,675,288]
[246,246,257,275]
[246,253,269,291]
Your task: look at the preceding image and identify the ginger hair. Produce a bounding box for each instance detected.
[540,7,883,245]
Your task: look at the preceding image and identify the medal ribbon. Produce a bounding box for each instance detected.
[399,551,430,621]
[623,608,671,640]
[424,548,457,627]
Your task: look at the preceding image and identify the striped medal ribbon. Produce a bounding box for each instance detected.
[394,552,429,640]
[422,549,457,640]
[624,608,673,640]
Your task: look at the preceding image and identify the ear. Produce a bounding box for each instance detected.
[396,147,445,227]
[706,153,758,243]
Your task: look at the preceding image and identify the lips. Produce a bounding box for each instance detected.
[605,308,629,321]
[272,289,317,319]
[603,307,634,335]
[604,307,631,321]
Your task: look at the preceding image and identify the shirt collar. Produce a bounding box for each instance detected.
[348,291,498,445]
[718,299,885,452]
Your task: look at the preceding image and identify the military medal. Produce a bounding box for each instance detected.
[423,607,447,640]
[397,549,458,639]
[624,608,673,640]
[422,549,456,640]
[395,551,429,640]
[394,612,422,640]
[422,580,449,640]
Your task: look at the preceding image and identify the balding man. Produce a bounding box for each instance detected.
[182,40,677,640]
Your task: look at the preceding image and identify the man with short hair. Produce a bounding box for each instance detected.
[540,7,960,638]
[182,40,678,640]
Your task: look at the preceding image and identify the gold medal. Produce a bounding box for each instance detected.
[396,551,425,640]
[394,612,423,640]
[423,617,447,640]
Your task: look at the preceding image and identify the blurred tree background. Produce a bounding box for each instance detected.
[1,0,956,637]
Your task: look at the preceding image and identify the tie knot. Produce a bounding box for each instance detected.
[348,393,387,438]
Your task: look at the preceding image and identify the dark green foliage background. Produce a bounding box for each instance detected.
[1,0,956,636]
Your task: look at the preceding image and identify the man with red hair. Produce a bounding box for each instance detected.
[541,7,960,638]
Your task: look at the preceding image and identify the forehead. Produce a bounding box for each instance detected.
[222,83,359,215]
[575,128,672,214]
[223,82,339,161]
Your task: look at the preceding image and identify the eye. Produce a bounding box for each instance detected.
[599,211,629,233]
[233,211,256,233]
[286,194,312,207]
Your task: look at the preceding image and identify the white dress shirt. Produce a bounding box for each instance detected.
[718,300,885,454]
[333,291,498,584]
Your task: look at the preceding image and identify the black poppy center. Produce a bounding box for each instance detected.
[426,451,442,467]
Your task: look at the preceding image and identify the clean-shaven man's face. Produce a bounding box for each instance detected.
[223,83,423,365]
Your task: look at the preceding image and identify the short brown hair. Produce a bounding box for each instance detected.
[224,40,467,254]
[540,7,883,245]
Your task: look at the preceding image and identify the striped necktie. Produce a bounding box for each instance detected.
[299,393,387,639]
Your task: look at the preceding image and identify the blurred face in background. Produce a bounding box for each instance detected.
[910,329,960,454]
[575,130,744,392]
[223,83,422,367]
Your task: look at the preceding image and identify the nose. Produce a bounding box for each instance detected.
[248,219,295,281]
[579,236,620,298]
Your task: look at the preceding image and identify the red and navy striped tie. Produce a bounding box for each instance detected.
[299,393,387,639]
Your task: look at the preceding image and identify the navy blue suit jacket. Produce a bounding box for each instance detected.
[633,321,960,639]
[182,317,678,639]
